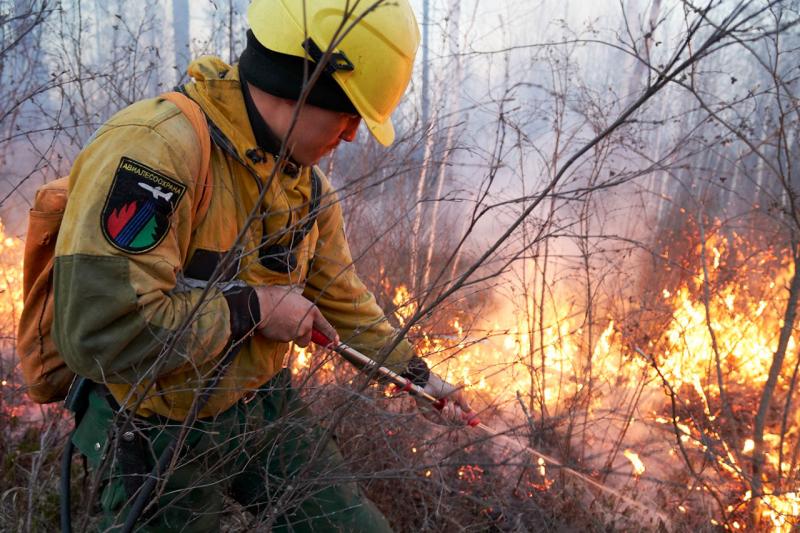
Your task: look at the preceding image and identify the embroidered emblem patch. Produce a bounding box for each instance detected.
[100,157,186,254]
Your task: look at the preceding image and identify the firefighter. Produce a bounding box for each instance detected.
[52,0,472,531]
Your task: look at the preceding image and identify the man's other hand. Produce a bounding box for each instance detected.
[253,285,339,347]
[416,372,476,426]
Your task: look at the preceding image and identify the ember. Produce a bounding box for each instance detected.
[457,464,484,482]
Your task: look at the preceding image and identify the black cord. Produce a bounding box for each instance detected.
[60,434,74,533]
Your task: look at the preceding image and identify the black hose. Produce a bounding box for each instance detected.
[60,434,74,533]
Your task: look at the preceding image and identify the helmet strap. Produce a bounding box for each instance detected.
[301,38,355,75]
[239,30,357,115]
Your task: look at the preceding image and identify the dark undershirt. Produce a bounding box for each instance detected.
[240,76,283,155]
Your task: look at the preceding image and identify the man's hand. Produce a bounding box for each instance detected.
[253,285,339,347]
[416,372,475,426]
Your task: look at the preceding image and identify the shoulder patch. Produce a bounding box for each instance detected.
[100,157,186,254]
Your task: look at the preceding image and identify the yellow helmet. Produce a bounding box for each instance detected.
[247,0,420,146]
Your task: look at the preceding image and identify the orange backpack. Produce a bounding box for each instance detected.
[17,92,213,403]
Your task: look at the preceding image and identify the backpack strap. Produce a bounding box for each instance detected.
[160,92,213,230]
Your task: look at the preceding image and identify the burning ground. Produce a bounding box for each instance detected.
[282,213,800,532]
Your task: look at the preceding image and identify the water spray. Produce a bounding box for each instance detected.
[311,329,670,529]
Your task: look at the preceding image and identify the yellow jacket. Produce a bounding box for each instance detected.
[53,57,414,420]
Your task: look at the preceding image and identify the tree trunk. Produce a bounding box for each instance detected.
[421,0,430,127]
[421,0,461,292]
[172,0,190,85]
[751,243,800,513]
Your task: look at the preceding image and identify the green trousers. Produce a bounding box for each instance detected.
[72,369,393,532]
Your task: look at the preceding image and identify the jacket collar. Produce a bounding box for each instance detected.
[182,56,302,178]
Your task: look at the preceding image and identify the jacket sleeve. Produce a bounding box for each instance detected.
[52,99,256,384]
[302,171,416,374]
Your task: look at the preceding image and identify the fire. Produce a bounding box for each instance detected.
[644,231,800,531]
[378,225,800,530]
[392,284,417,326]
[0,221,24,339]
[0,219,29,419]
[286,223,800,531]
[761,493,800,531]
[743,439,755,454]
[0,220,24,365]
[291,344,310,372]
[657,278,794,391]
[623,449,646,476]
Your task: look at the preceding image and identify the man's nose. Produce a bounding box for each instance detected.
[340,116,361,142]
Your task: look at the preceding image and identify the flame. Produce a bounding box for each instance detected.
[392,285,417,326]
[289,344,310,373]
[761,493,800,531]
[0,220,30,420]
[643,231,800,531]
[0,221,24,338]
[285,224,799,531]
[378,226,800,531]
[623,449,646,476]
